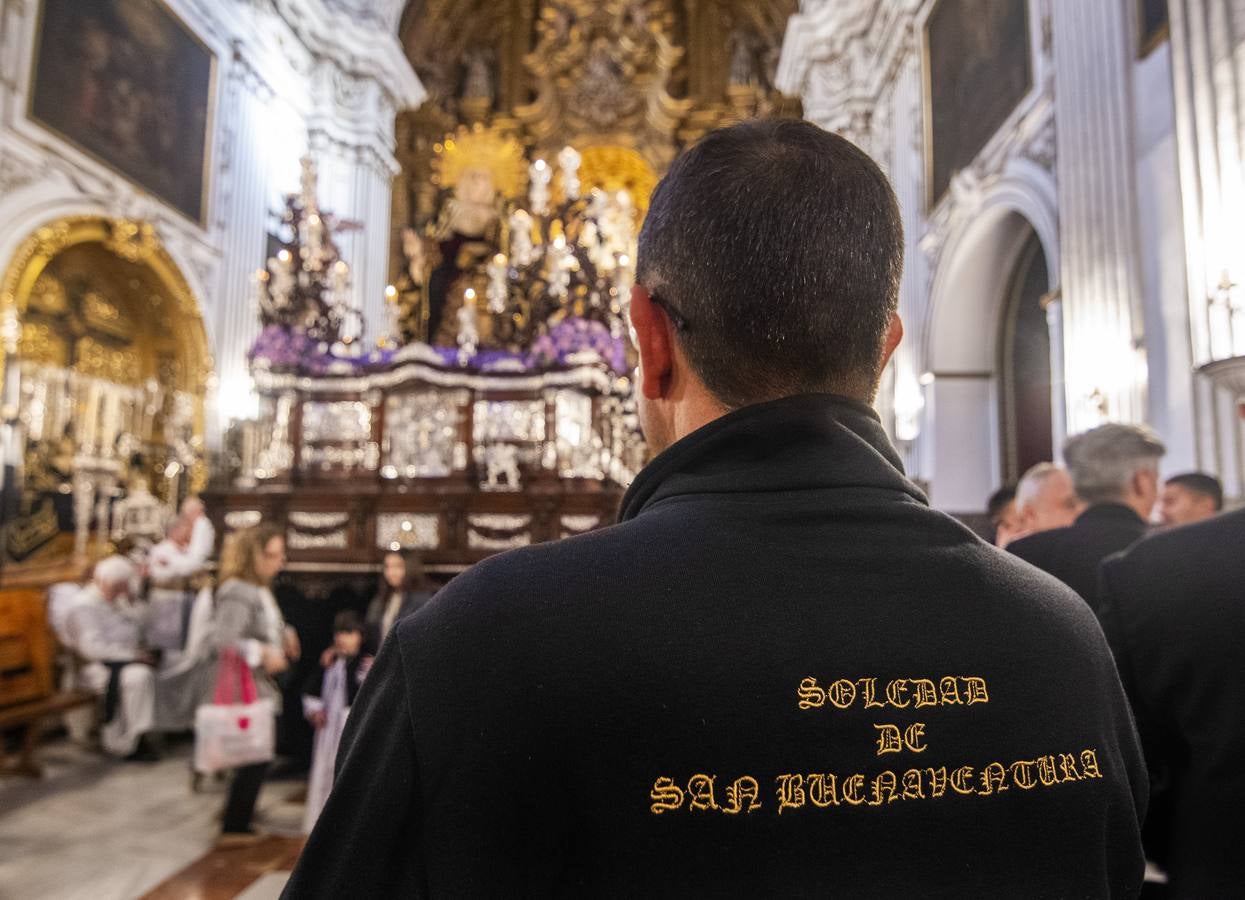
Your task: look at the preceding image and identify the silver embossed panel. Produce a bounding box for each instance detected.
[376,513,441,551]
[302,401,372,444]
[384,391,465,478]
[472,400,545,444]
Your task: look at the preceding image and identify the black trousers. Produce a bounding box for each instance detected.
[222,761,268,833]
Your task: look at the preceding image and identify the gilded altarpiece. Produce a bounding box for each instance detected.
[391,0,800,314]
[1,217,211,565]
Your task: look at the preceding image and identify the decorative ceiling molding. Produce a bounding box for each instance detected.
[271,0,425,110]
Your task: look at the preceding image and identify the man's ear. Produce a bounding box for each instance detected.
[880,313,904,369]
[629,285,674,401]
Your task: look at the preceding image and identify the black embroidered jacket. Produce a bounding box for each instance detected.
[284,394,1146,898]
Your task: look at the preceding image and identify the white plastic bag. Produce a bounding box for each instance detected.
[193,649,274,773]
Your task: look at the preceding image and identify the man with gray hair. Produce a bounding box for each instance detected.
[1009,423,1165,608]
[1013,462,1083,540]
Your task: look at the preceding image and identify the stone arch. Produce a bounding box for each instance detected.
[920,162,1061,510]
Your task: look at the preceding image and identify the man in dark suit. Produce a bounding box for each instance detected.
[285,120,1146,897]
[1009,423,1165,607]
[1099,508,1245,898]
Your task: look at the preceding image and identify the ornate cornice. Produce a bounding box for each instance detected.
[269,0,424,111]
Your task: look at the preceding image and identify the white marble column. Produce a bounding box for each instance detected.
[1168,0,1245,492]
[888,53,930,476]
[1050,0,1149,430]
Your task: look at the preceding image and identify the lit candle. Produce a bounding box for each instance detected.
[529,158,552,215]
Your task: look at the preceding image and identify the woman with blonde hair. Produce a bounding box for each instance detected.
[210,523,300,843]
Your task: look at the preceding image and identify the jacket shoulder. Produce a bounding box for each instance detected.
[1006,526,1065,563]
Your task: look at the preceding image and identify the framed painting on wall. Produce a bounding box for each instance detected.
[924,0,1032,210]
[28,0,216,224]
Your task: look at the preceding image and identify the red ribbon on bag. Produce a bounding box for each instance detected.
[212,647,260,706]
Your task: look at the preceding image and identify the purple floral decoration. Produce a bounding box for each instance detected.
[248,325,311,371]
[250,318,627,376]
[528,317,627,374]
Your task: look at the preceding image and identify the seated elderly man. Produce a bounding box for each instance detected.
[65,555,160,761]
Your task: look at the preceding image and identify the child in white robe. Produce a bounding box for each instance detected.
[302,611,369,834]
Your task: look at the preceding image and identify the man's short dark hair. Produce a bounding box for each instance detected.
[987,485,1017,523]
[636,119,904,408]
[1166,472,1224,510]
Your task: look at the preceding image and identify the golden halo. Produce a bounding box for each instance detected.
[432,123,528,201]
[577,145,659,214]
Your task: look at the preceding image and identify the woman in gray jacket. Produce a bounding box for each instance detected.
[212,523,299,843]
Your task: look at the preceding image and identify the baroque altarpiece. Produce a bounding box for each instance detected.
[207,0,798,576]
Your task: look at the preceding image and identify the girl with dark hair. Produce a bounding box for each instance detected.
[363,549,433,652]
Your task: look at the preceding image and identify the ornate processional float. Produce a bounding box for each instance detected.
[206,147,646,577]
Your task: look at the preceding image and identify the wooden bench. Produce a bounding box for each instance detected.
[0,588,95,777]
[0,690,95,777]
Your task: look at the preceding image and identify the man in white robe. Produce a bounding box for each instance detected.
[66,556,158,759]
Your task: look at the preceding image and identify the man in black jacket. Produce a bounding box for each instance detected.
[285,120,1145,897]
[1098,508,1245,898]
[1008,423,1165,607]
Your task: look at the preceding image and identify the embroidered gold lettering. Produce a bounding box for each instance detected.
[1080,749,1103,779]
[722,776,762,815]
[978,762,1008,796]
[926,766,949,798]
[1058,753,1081,783]
[858,677,885,708]
[841,774,866,806]
[911,678,939,708]
[776,774,806,814]
[884,679,911,708]
[687,774,719,811]
[902,768,926,800]
[903,723,928,753]
[807,773,838,808]
[1010,760,1038,790]
[797,677,826,710]
[938,676,963,705]
[827,679,857,709]
[963,677,990,705]
[869,770,899,806]
[650,777,684,814]
[875,724,903,755]
[1036,755,1059,787]
[950,766,975,795]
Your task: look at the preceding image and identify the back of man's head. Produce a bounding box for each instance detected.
[1164,472,1223,511]
[1063,424,1166,506]
[636,119,904,408]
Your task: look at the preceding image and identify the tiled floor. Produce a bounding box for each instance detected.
[0,738,304,900]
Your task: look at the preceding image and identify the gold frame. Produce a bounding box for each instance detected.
[921,0,1035,213]
[0,215,213,485]
[1137,0,1170,59]
[25,0,219,228]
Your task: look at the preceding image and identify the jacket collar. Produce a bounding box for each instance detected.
[1075,502,1148,529]
[618,393,927,523]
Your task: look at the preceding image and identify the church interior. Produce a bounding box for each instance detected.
[0,0,1242,896]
